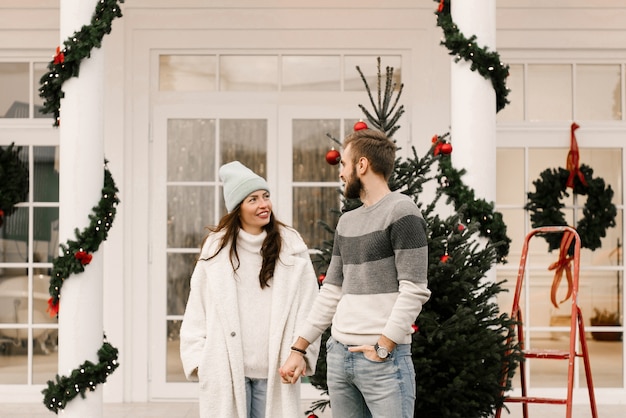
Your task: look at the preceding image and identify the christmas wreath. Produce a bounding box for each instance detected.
[525,164,616,252]
[525,123,617,252]
[0,143,29,227]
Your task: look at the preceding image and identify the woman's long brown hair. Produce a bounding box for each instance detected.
[199,205,285,289]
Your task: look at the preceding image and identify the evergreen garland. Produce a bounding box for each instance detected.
[42,337,120,414]
[38,0,124,411]
[0,143,29,227]
[525,164,616,252]
[434,0,510,112]
[47,165,120,311]
[39,0,125,126]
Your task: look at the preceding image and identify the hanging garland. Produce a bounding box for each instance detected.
[433,133,511,262]
[39,0,124,412]
[0,143,29,227]
[434,0,510,112]
[46,165,120,313]
[39,0,125,126]
[41,164,120,413]
[42,336,120,414]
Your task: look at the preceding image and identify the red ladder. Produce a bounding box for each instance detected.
[495,226,598,418]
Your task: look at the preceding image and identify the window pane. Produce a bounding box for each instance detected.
[496,148,525,205]
[293,186,340,250]
[167,185,213,248]
[0,63,29,118]
[33,62,49,118]
[219,55,278,91]
[167,253,196,316]
[0,207,28,262]
[34,146,59,202]
[166,320,185,382]
[282,55,340,91]
[167,119,216,182]
[219,119,267,176]
[33,207,58,264]
[0,330,28,383]
[32,329,57,384]
[345,55,402,91]
[293,119,341,182]
[497,64,524,122]
[527,64,572,121]
[576,64,621,121]
[159,55,217,92]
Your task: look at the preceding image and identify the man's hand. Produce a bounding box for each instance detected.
[279,352,307,384]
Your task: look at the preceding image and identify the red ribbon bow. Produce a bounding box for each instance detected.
[548,230,575,308]
[565,122,587,189]
[53,46,65,65]
[75,250,93,265]
[47,297,60,318]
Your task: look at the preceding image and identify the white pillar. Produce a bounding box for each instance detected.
[450,0,497,203]
[58,0,104,416]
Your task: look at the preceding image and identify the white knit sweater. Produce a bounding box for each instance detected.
[235,229,272,378]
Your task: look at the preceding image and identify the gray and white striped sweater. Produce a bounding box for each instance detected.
[300,191,431,346]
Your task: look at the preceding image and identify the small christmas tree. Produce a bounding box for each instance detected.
[306,58,521,418]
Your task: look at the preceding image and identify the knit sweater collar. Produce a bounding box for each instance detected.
[237,228,267,253]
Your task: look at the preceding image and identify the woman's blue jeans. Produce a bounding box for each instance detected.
[326,336,416,418]
[244,377,267,418]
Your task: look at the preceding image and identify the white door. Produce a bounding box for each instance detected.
[148,101,361,399]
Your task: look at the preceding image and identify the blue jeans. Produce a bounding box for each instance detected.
[244,377,267,418]
[326,336,416,418]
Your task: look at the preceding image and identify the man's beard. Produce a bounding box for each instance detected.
[344,167,362,199]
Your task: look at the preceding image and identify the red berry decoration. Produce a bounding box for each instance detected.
[411,324,419,334]
[354,120,368,131]
[440,142,453,155]
[440,253,450,263]
[325,148,341,165]
[318,273,326,284]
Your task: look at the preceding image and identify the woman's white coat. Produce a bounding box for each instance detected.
[180,226,320,418]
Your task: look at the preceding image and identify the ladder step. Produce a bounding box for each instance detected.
[505,396,568,405]
[523,349,569,359]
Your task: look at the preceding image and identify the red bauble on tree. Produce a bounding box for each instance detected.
[440,253,450,263]
[354,120,368,131]
[440,142,453,155]
[325,148,341,165]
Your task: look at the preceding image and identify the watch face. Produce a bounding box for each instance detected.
[376,344,389,358]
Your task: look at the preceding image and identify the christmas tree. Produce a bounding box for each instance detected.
[306,58,521,418]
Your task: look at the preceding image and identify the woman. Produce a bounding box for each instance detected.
[180,161,320,418]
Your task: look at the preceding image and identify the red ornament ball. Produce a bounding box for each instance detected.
[318,273,326,284]
[411,324,419,334]
[325,149,341,165]
[440,143,453,155]
[354,120,368,131]
[440,254,450,263]
[307,415,318,418]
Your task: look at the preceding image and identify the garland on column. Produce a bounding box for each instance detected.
[42,164,120,414]
[39,0,125,412]
[434,0,510,112]
[0,143,29,227]
[39,0,125,126]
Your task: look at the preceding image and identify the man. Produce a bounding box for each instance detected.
[279,129,431,418]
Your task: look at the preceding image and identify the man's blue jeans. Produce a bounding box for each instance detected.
[244,377,267,418]
[326,336,416,418]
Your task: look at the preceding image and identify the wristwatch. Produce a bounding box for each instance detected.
[374,342,389,359]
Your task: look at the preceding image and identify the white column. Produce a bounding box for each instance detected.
[58,0,104,416]
[450,0,497,203]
